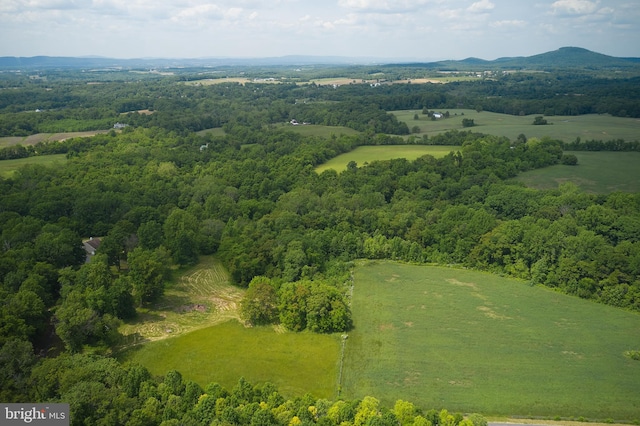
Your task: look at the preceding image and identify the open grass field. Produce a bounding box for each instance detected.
[118,256,341,398]
[197,124,358,139]
[514,151,640,193]
[393,109,640,143]
[119,321,341,398]
[341,260,640,421]
[196,127,227,137]
[185,77,281,86]
[0,154,67,178]
[0,130,110,147]
[315,145,458,173]
[119,256,244,344]
[284,124,360,138]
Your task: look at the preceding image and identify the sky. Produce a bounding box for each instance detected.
[1,0,639,61]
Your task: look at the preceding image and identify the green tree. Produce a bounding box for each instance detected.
[393,400,418,425]
[240,277,279,326]
[278,282,310,331]
[138,220,164,250]
[164,209,199,266]
[533,116,548,125]
[127,247,171,307]
[0,338,37,401]
[561,154,578,165]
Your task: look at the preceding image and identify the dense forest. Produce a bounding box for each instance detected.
[1,66,640,424]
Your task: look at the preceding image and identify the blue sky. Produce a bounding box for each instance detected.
[1,0,638,60]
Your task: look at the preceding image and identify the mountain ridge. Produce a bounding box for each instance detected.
[0,47,638,70]
[389,47,639,71]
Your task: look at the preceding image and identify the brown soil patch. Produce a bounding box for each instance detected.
[447,278,478,290]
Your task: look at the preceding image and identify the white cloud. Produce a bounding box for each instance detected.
[551,0,599,15]
[338,0,433,13]
[468,0,495,13]
[0,0,638,59]
[490,19,526,28]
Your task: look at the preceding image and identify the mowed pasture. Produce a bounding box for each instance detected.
[185,77,281,86]
[119,257,340,398]
[120,321,341,399]
[0,130,110,147]
[315,145,458,173]
[514,151,640,193]
[393,109,640,143]
[341,261,640,420]
[119,256,244,344]
[284,124,360,138]
[0,154,67,178]
[197,124,358,139]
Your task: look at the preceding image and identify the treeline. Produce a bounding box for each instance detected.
[563,138,640,151]
[3,350,487,426]
[240,276,352,333]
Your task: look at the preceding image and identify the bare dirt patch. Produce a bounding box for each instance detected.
[447,278,478,290]
[477,305,512,320]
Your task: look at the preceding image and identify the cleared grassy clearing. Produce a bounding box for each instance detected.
[342,261,640,420]
[283,124,359,137]
[301,76,475,85]
[119,256,341,398]
[0,130,110,147]
[394,109,640,142]
[185,77,281,86]
[119,256,244,344]
[196,127,226,137]
[0,154,67,178]
[315,145,458,173]
[514,151,640,193]
[120,321,341,399]
[197,124,359,139]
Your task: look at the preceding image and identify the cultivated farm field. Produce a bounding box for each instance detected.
[393,109,640,143]
[342,260,640,421]
[315,145,458,173]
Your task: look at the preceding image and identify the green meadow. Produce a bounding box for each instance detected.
[120,321,341,399]
[514,151,640,193]
[394,109,640,142]
[0,154,67,178]
[0,130,110,147]
[119,256,341,399]
[196,124,358,139]
[315,145,458,173]
[121,257,640,420]
[284,124,359,138]
[342,261,640,420]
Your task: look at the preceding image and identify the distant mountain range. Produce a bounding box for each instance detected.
[0,47,638,70]
[415,47,640,71]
